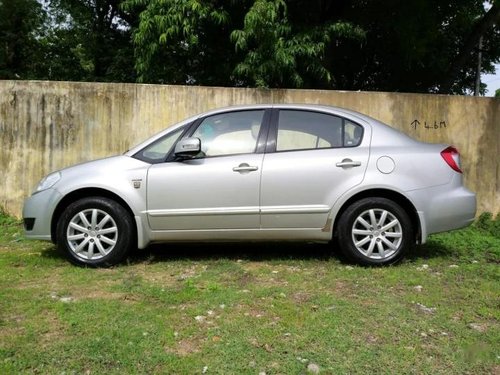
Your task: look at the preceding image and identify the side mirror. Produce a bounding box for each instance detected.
[174,137,201,159]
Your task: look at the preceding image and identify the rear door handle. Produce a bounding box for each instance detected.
[233,163,259,173]
[336,159,361,168]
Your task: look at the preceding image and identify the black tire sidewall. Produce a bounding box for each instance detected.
[56,197,134,267]
[337,197,414,266]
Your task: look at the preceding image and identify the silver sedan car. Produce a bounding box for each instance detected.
[23,105,476,266]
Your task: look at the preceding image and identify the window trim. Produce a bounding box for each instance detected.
[266,109,364,154]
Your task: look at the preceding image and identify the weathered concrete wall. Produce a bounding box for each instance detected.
[1,80,498,217]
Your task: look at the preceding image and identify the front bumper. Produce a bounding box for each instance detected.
[22,188,62,241]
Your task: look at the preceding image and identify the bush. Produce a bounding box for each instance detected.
[0,206,20,226]
[475,212,500,239]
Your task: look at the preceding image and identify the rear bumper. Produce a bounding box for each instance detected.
[407,181,476,242]
[22,188,62,241]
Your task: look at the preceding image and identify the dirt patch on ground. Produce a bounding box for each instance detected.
[76,289,129,301]
[233,271,257,288]
[165,337,204,357]
[132,263,204,287]
[13,269,127,302]
[0,325,26,345]
[43,277,127,302]
[38,310,69,349]
[292,292,313,304]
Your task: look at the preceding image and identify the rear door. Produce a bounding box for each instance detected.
[260,109,371,229]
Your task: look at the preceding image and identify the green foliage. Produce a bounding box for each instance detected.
[122,0,236,84]
[475,212,500,238]
[0,0,45,79]
[0,207,19,226]
[42,0,137,82]
[335,0,500,94]
[0,0,136,82]
[230,0,364,88]
[1,0,499,93]
[124,0,499,92]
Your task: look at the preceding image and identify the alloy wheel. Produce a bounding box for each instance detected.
[66,208,118,260]
[351,208,403,259]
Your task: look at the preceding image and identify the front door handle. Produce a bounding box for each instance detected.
[336,159,361,168]
[233,163,259,173]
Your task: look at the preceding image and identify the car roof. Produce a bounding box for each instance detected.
[200,104,373,124]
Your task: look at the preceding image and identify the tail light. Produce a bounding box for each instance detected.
[441,146,462,173]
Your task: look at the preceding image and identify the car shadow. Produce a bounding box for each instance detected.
[127,240,455,265]
[406,241,457,262]
[39,245,63,260]
[128,242,335,264]
[38,240,456,266]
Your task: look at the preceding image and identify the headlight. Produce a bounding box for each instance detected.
[34,172,61,194]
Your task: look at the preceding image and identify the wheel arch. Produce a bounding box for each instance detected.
[332,188,422,243]
[51,188,136,243]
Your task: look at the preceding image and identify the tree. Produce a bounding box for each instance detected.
[230,0,364,88]
[122,0,247,85]
[2,0,500,94]
[440,2,500,93]
[0,0,45,79]
[44,0,137,81]
[1,0,138,82]
[126,0,500,93]
[327,0,500,94]
[123,0,364,87]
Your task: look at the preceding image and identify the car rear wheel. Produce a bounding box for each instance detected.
[57,197,134,267]
[336,197,414,265]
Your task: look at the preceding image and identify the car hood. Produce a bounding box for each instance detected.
[53,155,150,194]
[59,155,147,173]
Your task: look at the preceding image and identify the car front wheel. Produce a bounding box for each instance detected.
[336,197,414,265]
[56,197,134,267]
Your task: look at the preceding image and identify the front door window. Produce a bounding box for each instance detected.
[191,110,264,157]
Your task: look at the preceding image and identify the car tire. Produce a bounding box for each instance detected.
[56,197,134,267]
[336,197,414,266]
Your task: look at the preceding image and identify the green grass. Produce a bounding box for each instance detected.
[0,211,498,374]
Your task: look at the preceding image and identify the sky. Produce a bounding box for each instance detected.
[484,64,500,97]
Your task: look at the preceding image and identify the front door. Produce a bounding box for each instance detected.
[147,109,267,231]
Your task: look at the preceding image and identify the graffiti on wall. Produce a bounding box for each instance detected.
[411,119,447,130]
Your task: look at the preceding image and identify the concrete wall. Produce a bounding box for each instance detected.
[1,80,498,217]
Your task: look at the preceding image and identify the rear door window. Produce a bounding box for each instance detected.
[275,110,363,152]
